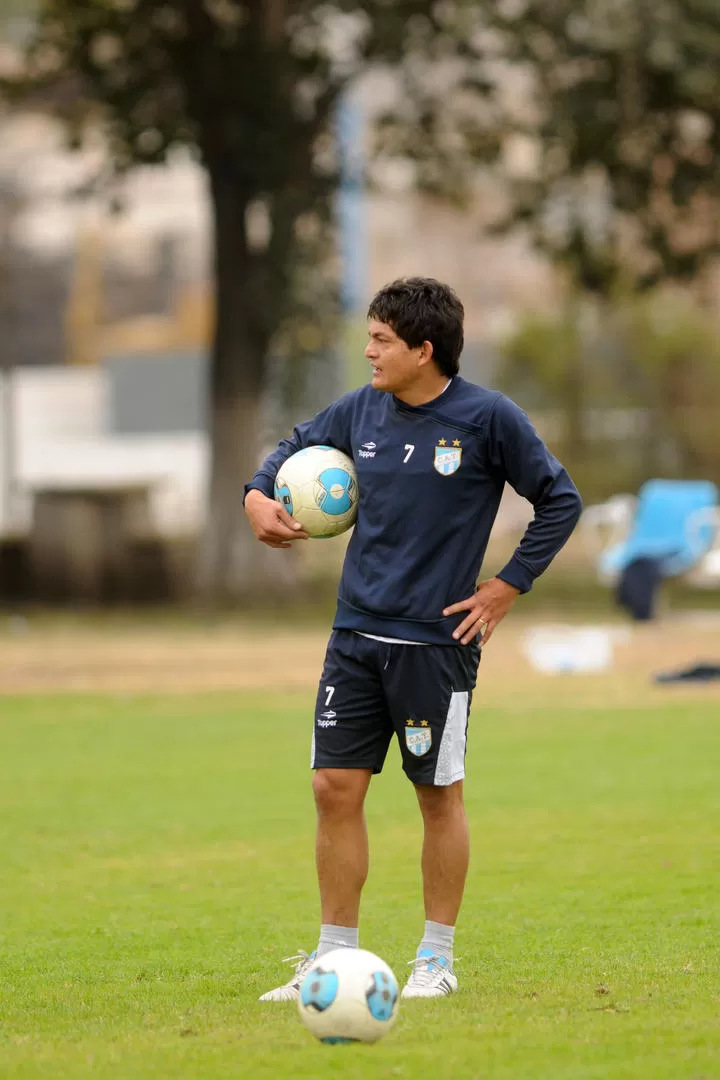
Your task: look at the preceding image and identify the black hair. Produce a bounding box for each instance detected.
[367,277,465,377]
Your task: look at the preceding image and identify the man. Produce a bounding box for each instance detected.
[244,277,582,1001]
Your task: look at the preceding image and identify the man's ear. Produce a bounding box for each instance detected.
[417,340,435,368]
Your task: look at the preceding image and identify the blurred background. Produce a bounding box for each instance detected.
[0,0,718,630]
[2,13,718,1075]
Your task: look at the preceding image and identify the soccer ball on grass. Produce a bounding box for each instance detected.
[298,948,399,1044]
[274,445,358,539]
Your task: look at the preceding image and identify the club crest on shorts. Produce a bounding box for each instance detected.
[434,438,462,476]
[405,720,432,757]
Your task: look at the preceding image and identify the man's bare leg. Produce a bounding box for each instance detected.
[416,779,469,925]
[259,767,372,1001]
[403,780,468,998]
[313,767,373,926]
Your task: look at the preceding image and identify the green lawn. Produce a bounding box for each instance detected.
[0,692,718,1079]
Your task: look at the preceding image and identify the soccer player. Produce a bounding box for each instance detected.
[244,277,582,1000]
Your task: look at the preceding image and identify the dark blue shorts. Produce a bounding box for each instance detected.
[311,630,481,786]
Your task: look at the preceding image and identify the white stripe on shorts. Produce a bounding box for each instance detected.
[433,690,469,786]
[310,729,316,769]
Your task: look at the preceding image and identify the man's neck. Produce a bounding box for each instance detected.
[394,377,452,407]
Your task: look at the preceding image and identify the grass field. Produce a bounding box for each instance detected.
[1,617,719,1078]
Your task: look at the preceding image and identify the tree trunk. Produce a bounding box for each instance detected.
[196,164,297,601]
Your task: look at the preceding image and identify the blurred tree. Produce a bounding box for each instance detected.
[490,0,720,295]
[499,306,585,455]
[620,295,720,479]
[0,0,36,20]
[487,0,720,491]
[500,294,720,498]
[8,0,497,600]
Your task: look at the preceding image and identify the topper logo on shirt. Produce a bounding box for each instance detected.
[357,441,377,459]
[434,437,462,476]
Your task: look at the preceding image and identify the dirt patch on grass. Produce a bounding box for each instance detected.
[0,622,323,694]
[1,613,719,707]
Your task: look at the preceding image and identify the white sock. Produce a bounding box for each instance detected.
[317,924,359,958]
[418,920,455,965]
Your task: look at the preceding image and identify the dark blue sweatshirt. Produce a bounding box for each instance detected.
[245,376,582,644]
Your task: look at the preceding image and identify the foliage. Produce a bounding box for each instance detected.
[5,0,503,599]
[619,294,720,477]
[0,0,35,22]
[491,0,720,294]
[5,1,720,594]
[13,0,498,331]
[499,292,720,497]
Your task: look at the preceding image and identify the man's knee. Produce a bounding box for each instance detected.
[415,779,465,820]
[312,768,370,816]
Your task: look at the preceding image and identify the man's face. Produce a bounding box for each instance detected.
[364,320,429,394]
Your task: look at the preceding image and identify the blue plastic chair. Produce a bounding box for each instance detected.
[599,479,719,580]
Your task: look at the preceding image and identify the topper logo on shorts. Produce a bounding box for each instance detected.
[318,711,337,727]
[405,719,432,756]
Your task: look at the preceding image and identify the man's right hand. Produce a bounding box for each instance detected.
[244,488,309,549]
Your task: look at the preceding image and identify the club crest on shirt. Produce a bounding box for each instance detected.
[434,438,462,476]
[405,720,432,757]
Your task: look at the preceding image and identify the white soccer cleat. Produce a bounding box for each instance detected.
[258,950,316,1002]
[401,949,458,999]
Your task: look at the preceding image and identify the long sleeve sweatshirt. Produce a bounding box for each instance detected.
[245,376,583,644]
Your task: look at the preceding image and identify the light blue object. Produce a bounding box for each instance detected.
[300,968,339,1012]
[317,467,355,515]
[599,479,719,579]
[365,970,398,1022]
[415,947,450,974]
[273,479,293,517]
[337,92,368,316]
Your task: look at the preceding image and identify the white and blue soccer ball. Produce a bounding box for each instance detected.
[298,948,399,1044]
[274,446,358,539]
